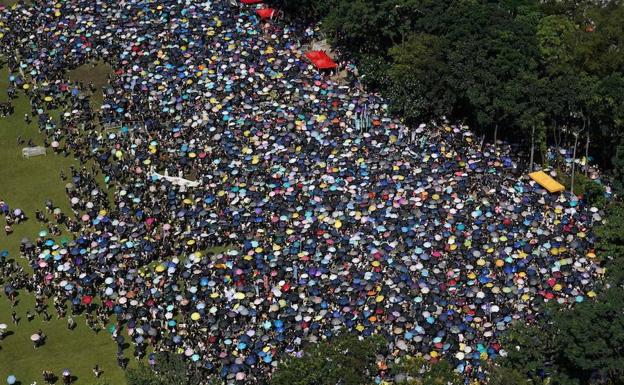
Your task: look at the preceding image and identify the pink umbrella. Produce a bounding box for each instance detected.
[81,214,90,221]
[51,141,59,148]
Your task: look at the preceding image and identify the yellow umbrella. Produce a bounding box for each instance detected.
[191,312,200,321]
[183,199,192,204]
[155,264,165,273]
[44,96,53,102]
[22,84,30,89]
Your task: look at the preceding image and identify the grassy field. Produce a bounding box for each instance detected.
[0,65,127,384]
[68,61,113,111]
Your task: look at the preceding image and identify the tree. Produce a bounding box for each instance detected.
[271,0,337,21]
[499,320,557,383]
[126,352,207,385]
[551,287,624,384]
[596,203,624,284]
[322,0,387,55]
[270,334,386,385]
[498,288,624,384]
[488,366,531,385]
[127,364,164,385]
[443,1,540,140]
[391,356,462,385]
[153,351,204,385]
[536,15,575,71]
[386,33,455,123]
[613,147,624,196]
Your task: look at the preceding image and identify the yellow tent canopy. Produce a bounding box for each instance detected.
[528,171,565,193]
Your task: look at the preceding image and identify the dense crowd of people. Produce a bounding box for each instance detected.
[0,0,608,383]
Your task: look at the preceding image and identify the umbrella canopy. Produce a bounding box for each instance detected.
[257,8,276,19]
[305,51,337,70]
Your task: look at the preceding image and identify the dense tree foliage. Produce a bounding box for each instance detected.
[493,201,624,385]
[270,334,385,385]
[390,356,463,385]
[126,352,206,385]
[497,286,624,385]
[273,0,624,186]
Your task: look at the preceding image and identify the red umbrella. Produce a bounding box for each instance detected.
[257,8,276,19]
[104,299,114,308]
[304,51,337,70]
[82,295,93,305]
[240,0,263,3]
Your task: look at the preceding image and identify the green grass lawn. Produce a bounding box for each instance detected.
[0,66,127,385]
[67,61,113,111]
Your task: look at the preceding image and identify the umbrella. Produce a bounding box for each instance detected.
[30,334,40,341]
[7,375,16,385]
[0,324,7,330]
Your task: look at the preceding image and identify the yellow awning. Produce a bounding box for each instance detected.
[528,171,565,193]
